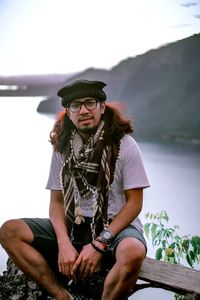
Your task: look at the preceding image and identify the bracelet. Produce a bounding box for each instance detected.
[95,240,108,251]
[91,240,107,254]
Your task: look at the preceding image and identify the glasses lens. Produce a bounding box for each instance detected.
[85,99,97,110]
[69,99,98,112]
[69,102,81,112]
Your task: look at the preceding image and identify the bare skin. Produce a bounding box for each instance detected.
[0,219,72,300]
[101,238,146,300]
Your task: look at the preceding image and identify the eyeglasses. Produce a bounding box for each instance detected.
[68,99,99,112]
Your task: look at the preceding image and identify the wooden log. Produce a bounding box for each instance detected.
[138,257,200,296]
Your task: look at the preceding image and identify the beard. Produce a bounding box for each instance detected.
[79,125,98,134]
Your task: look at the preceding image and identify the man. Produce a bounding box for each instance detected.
[0,80,150,300]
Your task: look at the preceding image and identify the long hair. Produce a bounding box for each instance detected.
[49,102,133,153]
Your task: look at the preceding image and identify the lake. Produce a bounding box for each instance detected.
[0,97,199,300]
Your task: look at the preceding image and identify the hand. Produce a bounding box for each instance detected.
[57,239,79,278]
[71,243,103,281]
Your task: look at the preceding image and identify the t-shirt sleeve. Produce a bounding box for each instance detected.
[46,150,64,190]
[120,135,150,190]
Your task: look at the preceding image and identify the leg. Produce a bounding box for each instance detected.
[101,237,146,300]
[0,219,72,300]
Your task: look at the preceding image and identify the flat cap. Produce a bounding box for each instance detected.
[57,80,107,108]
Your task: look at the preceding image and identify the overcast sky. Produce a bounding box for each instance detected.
[0,0,200,75]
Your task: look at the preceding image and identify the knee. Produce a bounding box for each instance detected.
[117,239,146,273]
[0,219,23,247]
[126,249,144,272]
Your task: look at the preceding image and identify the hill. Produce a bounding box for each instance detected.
[37,33,200,143]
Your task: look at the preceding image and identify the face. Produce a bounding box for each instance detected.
[66,97,105,139]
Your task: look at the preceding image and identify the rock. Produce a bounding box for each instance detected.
[0,258,106,300]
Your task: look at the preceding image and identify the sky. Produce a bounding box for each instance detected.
[0,0,200,75]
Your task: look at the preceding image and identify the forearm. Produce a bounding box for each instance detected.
[49,191,78,278]
[49,190,70,243]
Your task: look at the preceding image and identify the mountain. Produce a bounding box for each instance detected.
[1,33,200,143]
[37,33,200,143]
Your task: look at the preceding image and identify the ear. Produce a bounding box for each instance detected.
[100,102,106,114]
[65,108,71,119]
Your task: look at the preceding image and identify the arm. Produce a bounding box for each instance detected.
[108,188,143,236]
[106,136,148,236]
[49,190,78,278]
[49,190,68,241]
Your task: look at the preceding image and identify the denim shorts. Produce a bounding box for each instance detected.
[22,217,147,271]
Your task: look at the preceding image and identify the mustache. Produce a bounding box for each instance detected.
[78,116,93,122]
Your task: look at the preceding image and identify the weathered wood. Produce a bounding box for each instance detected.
[138,257,200,296]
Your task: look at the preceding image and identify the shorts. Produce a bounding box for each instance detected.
[22,217,147,271]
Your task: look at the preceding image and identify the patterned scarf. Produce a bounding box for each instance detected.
[60,120,120,238]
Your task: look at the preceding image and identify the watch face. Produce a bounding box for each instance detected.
[99,229,114,243]
[101,230,113,243]
[103,231,112,240]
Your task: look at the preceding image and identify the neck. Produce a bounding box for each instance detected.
[78,131,91,143]
[77,127,99,143]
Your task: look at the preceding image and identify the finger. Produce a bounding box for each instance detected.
[71,265,79,280]
[63,265,69,276]
[59,264,70,277]
[61,265,66,274]
[82,267,90,280]
[58,263,63,273]
[71,260,80,280]
[78,261,91,280]
[68,262,75,279]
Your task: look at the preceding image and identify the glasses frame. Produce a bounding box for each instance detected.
[68,98,99,113]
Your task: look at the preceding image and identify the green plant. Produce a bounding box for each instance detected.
[144,210,200,268]
[144,210,200,300]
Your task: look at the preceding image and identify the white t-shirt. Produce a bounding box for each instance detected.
[46,134,150,232]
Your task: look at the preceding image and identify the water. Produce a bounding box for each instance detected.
[0,97,199,300]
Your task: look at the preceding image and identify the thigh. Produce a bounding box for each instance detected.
[110,225,147,254]
[1,218,34,243]
[22,217,59,270]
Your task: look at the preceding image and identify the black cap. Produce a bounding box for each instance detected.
[57,80,107,108]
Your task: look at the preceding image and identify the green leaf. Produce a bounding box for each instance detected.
[174,235,182,243]
[186,253,193,268]
[162,210,169,222]
[169,242,176,249]
[182,239,190,252]
[151,223,158,240]
[155,248,163,260]
[161,239,167,249]
[189,250,195,261]
[144,223,150,239]
[194,244,200,255]
[191,236,200,254]
[165,228,175,238]
[175,242,181,252]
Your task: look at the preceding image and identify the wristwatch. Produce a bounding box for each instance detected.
[99,229,114,244]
